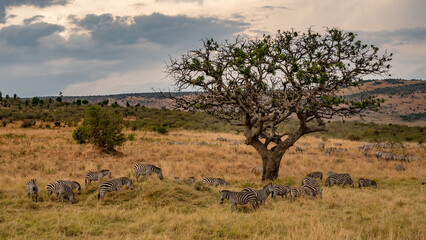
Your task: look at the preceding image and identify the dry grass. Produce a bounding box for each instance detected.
[0,127,425,239]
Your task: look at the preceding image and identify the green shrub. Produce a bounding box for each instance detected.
[156,126,168,134]
[127,133,136,141]
[21,119,35,128]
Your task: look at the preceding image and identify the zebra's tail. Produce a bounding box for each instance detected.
[97,192,100,200]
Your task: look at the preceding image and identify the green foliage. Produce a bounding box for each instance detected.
[127,133,136,141]
[400,113,426,122]
[156,126,168,134]
[73,106,126,152]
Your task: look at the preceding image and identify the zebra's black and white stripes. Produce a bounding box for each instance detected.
[134,164,163,181]
[358,178,377,188]
[219,190,258,211]
[85,170,112,185]
[98,177,133,201]
[289,186,306,202]
[302,177,319,187]
[57,180,81,194]
[303,184,322,200]
[325,173,354,188]
[26,179,38,202]
[46,181,75,203]
[241,183,274,206]
[307,171,323,180]
[202,177,227,187]
[271,184,290,199]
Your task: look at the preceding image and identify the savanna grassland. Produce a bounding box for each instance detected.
[0,125,425,239]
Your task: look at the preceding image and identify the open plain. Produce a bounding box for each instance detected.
[0,126,425,239]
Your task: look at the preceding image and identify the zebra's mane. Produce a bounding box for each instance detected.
[100,169,110,173]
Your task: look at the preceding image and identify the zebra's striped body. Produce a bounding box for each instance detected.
[325,147,337,155]
[219,190,258,211]
[251,166,263,177]
[85,170,111,185]
[302,177,319,186]
[358,178,377,188]
[395,165,405,171]
[187,177,195,185]
[241,183,274,206]
[318,142,325,150]
[423,177,426,185]
[26,179,38,202]
[98,177,133,201]
[202,177,227,187]
[173,177,179,180]
[134,164,163,181]
[307,171,323,180]
[327,171,337,177]
[271,184,290,199]
[47,182,75,203]
[303,184,322,200]
[325,173,354,188]
[289,186,306,202]
[295,147,303,153]
[57,180,81,194]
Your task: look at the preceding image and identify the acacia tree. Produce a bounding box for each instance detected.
[167,28,392,180]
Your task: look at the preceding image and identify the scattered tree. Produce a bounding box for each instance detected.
[167,28,392,180]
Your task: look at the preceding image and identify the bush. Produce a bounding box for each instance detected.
[156,126,168,134]
[127,133,136,141]
[21,119,35,128]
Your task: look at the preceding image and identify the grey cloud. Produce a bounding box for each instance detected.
[0,22,64,46]
[262,5,290,10]
[23,15,44,24]
[0,0,69,23]
[155,0,204,4]
[356,28,426,46]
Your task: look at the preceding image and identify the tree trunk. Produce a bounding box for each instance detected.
[261,152,284,181]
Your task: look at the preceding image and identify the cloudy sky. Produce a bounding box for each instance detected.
[0,0,425,97]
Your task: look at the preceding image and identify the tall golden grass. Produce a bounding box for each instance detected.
[0,126,425,239]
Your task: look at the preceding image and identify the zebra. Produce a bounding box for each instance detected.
[85,170,111,185]
[327,171,337,177]
[219,190,258,211]
[325,147,337,155]
[134,164,163,182]
[395,165,405,171]
[251,166,263,177]
[336,148,347,153]
[302,177,319,187]
[186,177,195,185]
[318,142,325,150]
[307,171,323,180]
[173,177,180,180]
[422,177,426,185]
[325,173,354,188]
[289,186,306,202]
[241,183,274,206]
[295,147,303,153]
[46,182,75,203]
[98,177,133,201]
[303,184,323,200]
[358,178,377,188]
[202,177,227,187]
[271,184,290,199]
[57,180,81,194]
[26,179,38,202]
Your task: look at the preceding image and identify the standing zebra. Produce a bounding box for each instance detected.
[395,165,405,171]
[271,184,290,199]
[134,164,163,182]
[98,177,133,201]
[307,171,323,180]
[85,170,112,185]
[186,177,195,185]
[358,178,377,188]
[327,171,337,177]
[318,142,325,150]
[295,147,303,153]
[303,184,322,200]
[46,182,75,203]
[26,179,38,202]
[289,186,306,202]
[422,177,426,185]
[57,180,81,194]
[241,183,274,206]
[325,173,354,188]
[202,177,227,187]
[219,190,258,211]
[302,177,319,186]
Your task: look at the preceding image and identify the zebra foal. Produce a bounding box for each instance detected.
[26,179,38,202]
[134,164,163,181]
[98,177,133,201]
[85,170,112,185]
[219,190,258,211]
[202,177,227,187]
[358,178,377,188]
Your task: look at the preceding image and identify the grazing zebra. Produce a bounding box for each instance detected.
[318,142,325,150]
[134,164,163,182]
[422,177,426,185]
[202,177,227,187]
[47,182,75,203]
[325,147,337,155]
[241,183,274,206]
[26,179,38,202]
[98,177,133,201]
[395,165,405,171]
[327,171,337,177]
[173,177,179,180]
[336,148,347,153]
[85,170,111,185]
[302,177,319,187]
[307,171,323,180]
[325,173,354,188]
[251,166,263,177]
[57,180,81,194]
[186,177,195,185]
[219,190,258,211]
[303,184,323,200]
[358,178,377,188]
[295,147,303,153]
[271,184,290,199]
[289,186,306,202]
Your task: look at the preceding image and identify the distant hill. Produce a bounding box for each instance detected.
[32,79,425,126]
